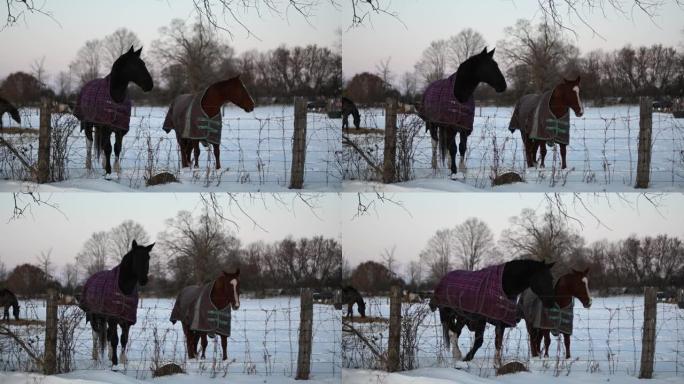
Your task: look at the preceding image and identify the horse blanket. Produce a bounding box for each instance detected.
[74,76,132,132]
[432,264,518,326]
[508,91,570,145]
[170,282,231,337]
[420,74,475,131]
[80,266,138,324]
[518,264,574,335]
[162,89,223,146]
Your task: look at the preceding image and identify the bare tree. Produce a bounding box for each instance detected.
[405,260,423,288]
[419,228,455,283]
[0,260,7,281]
[447,28,487,68]
[400,71,418,100]
[108,220,150,263]
[56,70,73,99]
[2,0,55,29]
[102,28,142,64]
[414,39,449,86]
[454,217,494,271]
[70,39,104,87]
[381,245,399,276]
[30,56,48,89]
[375,56,394,88]
[35,248,53,280]
[62,263,79,290]
[75,231,110,277]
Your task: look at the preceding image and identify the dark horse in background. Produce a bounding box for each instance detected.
[341,97,361,130]
[170,270,241,360]
[521,268,591,359]
[0,96,21,129]
[335,285,366,318]
[74,46,153,179]
[163,76,255,170]
[79,240,154,366]
[0,288,20,320]
[430,260,556,365]
[420,47,507,179]
[509,77,584,169]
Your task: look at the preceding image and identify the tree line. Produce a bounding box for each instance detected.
[344,207,684,295]
[0,210,342,298]
[0,19,342,107]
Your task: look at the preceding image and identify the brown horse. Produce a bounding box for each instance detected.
[524,268,591,359]
[170,270,241,361]
[163,76,255,170]
[0,288,20,320]
[510,77,584,170]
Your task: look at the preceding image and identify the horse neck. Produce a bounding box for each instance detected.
[202,80,235,117]
[502,260,539,297]
[453,61,479,103]
[210,278,229,309]
[109,66,130,104]
[554,277,575,308]
[549,86,569,118]
[117,253,137,295]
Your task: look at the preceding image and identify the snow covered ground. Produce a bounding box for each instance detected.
[0,297,341,381]
[0,105,342,192]
[341,106,684,192]
[343,295,684,380]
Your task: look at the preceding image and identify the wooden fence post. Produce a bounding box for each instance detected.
[383,98,397,184]
[387,285,401,372]
[289,97,307,189]
[635,97,652,189]
[36,99,53,183]
[43,288,57,375]
[296,288,313,380]
[639,287,657,379]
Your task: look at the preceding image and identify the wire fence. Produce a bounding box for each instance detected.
[0,105,342,190]
[340,106,684,189]
[0,297,341,380]
[342,295,684,379]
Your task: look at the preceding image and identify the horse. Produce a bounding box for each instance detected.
[74,46,153,179]
[520,268,591,359]
[0,96,21,129]
[429,260,556,364]
[420,47,507,180]
[508,77,584,169]
[0,288,20,321]
[163,76,255,170]
[341,97,361,130]
[335,286,366,318]
[79,240,154,366]
[170,270,241,360]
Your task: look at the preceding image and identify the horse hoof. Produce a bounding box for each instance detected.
[104,173,112,180]
[450,173,459,180]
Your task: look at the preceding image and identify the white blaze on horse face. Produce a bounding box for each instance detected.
[573,86,584,116]
[230,278,239,309]
[582,276,592,308]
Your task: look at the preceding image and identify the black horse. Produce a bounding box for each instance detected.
[0,288,20,321]
[80,240,153,366]
[421,47,507,179]
[341,97,361,130]
[0,96,21,129]
[75,46,153,179]
[336,286,366,318]
[430,260,556,364]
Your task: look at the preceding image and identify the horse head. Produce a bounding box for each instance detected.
[220,269,241,310]
[112,46,154,94]
[567,268,592,308]
[474,47,507,93]
[227,75,255,113]
[528,261,557,309]
[556,76,583,117]
[128,240,154,286]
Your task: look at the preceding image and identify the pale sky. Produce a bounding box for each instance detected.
[341,193,684,270]
[342,0,684,82]
[0,0,340,82]
[0,193,342,272]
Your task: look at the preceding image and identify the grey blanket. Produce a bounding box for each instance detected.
[162,88,223,146]
[509,91,570,145]
[518,263,575,335]
[170,282,232,337]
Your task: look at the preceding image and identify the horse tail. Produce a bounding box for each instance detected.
[438,126,448,165]
[438,306,452,349]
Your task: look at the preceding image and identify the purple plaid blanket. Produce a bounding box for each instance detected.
[74,76,132,132]
[162,89,223,146]
[170,282,232,337]
[433,264,517,326]
[80,266,138,324]
[421,74,475,130]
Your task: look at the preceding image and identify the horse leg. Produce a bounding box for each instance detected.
[539,142,547,168]
[107,319,119,366]
[543,330,551,358]
[448,131,458,177]
[102,129,113,177]
[177,134,188,168]
[494,325,504,366]
[220,335,228,361]
[451,319,466,360]
[458,130,468,173]
[213,143,221,169]
[192,332,201,359]
[199,333,207,359]
[193,142,200,168]
[182,323,195,359]
[347,303,353,318]
[563,333,571,359]
[119,323,129,365]
[462,322,485,361]
[84,123,94,170]
[342,113,348,130]
[560,144,567,169]
[113,130,123,175]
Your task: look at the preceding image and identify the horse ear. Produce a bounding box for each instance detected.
[583,267,590,275]
[545,261,556,269]
[132,240,138,248]
[480,47,488,55]
[235,268,240,275]
[128,46,135,54]
[487,48,496,58]
[145,242,155,252]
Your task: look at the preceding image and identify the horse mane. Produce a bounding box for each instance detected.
[453,54,482,103]
[117,249,137,295]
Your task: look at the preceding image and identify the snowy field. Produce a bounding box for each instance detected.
[0,105,341,192]
[343,295,684,380]
[341,106,684,192]
[0,297,341,381]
